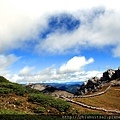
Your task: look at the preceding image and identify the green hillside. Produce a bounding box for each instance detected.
[0,76,72,120]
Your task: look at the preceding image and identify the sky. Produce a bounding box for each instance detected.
[0,0,120,83]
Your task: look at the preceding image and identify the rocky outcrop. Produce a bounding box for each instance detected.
[75,77,101,95]
[102,69,115,81]
[102,67,120,81]
[26,83,47,91]
[76,67,120,95]
[26,83,58,93]
[115,67,120,78]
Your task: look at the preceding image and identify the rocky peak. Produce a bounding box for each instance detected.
[75,67,120,95]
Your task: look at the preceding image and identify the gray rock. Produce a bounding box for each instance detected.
[116,67,120,78]
[30,84,46,91]
[84,88,88,94]
[88,88,92,91]
[102,69,116,81]
[80,91,84,95]
[76,67,120,96]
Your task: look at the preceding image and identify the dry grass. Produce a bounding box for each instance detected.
[71,86,120,115]
[0,94,38,114]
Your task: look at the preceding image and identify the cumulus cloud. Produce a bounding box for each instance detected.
[60,56,94,73]
[0,54,19,75]
[5,56,98,83]
[19,66,35,76]
[0,0,120,57]
[112,45,120,57]
[37,9,120,57]
[8,69,102,83]
[0,0,48,53]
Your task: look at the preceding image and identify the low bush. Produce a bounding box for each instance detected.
[28,93,71,112]
[0,76,10,83]
[0,82,26,96]
[33,106,46,113]
[0,88,12,94]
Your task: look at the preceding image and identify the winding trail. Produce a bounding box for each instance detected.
[66,85,111,98]
[61,96,120,114]
[60,85,120,114]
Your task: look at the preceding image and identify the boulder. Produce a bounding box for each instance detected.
[76,77,100,95]
[80,91,84,95]
[84,88,88,94]
[93,85,97,92]
[102,67,120,81]
[87,77,100,89]
[88,88,92,91]
[116,67,120,78]
[102,69,115,81]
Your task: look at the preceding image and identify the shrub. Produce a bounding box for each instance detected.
[0,82,26,96]
[0,88,12,94]
[33,106,46,113]
[0,76,10,83]
[51,98,71,112]
[28,93,71,112]
[25,87,41,94]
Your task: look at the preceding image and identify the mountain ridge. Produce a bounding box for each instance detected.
[75,67,120,95]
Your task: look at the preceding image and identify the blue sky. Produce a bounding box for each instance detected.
[0,0,120,83]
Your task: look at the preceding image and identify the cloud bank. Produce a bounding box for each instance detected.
[5,56,102,83]
[0,1,120,57]
[37,9,120,57]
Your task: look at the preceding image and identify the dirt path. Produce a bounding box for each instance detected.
[61,85,120,114]
[61,96,120,114]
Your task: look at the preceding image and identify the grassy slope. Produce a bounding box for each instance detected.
[0,76,71,116]
[72,85,120,115]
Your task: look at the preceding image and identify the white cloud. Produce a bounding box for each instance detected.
[112,45,120,57]
[5,56,97,83]
[60,56,94,73]
[85,71,103,79]
[0,54,19,75]
[37,9,120,57]
[0,0,48,52]
[0,0,120,57]
[7,69,102,83]
[19,66,34,76]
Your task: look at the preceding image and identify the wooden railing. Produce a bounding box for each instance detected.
[61,95,120,114]
[60,85,120,114]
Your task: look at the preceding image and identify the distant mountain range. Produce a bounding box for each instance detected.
[25,81,83,94]
[25,67,120,95]
[44,82,83,93]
